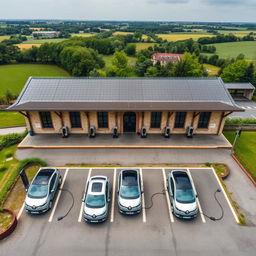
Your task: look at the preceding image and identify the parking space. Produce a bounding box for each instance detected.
[2,166,247,256]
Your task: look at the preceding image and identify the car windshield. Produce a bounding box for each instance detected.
[176,189,195,204]
[86,194,105,208]
[120,185,140,199]
[28,184,48,199]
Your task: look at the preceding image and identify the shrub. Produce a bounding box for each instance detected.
[0,158,47,205]
[0,133,23,150]
[0,166,7,172]
[5,152,13,158]
[225,118,256,125]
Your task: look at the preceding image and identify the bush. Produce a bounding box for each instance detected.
[0,158,47,205]
[0,166,7,172]
[0,133,23,150]
[5,152,13,158]
[225,118,256,125]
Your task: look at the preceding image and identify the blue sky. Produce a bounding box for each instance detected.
[0,0,255,22]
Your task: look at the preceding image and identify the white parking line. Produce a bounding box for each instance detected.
[17,202,25,220]
[78,168,92,222]
[241,107,246,109]
[187,169,206,223]
[162,169,174,223]
[211,167,240,224]
[48,168,69,222]
[247,106,252,109]
[110,168,116,222]
[250,114,256,119]
[139,168,146,223]
[253,106,256,109]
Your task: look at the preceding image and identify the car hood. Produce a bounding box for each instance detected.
[118,196,141,208]
[175,200,197,212]
[25,196,48,207]
[83,205,106,216]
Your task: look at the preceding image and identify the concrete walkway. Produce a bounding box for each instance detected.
[0,126,26,135]
[18,133,232,149]
[16,147,256,226]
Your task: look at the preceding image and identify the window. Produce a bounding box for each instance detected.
[174,112,186,128]
[150,112,162,128]
[69,112,81,128]
[97,112,108,128]
[198,112,211,129]
[40,112,53,128]
[50,174,56,191]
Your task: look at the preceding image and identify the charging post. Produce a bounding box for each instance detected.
[20,168,29,190]
[231,129,242,154]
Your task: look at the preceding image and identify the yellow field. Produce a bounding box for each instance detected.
[218,30,256,37]
[136,42,156,51]
[71,33,94,38]
[0,35,10,42]
[157,33,214,41]
[113,31,134,36]
[203,64,220,76]
[15,44,41,50]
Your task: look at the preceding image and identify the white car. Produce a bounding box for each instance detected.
[117,169,142,215]
[25,168,61,214]
[83,176,111,223]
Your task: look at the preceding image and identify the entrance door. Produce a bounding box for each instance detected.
[123,112,136,132]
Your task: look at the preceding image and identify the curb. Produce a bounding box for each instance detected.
[0,209,17,240]
[231,154,256,186]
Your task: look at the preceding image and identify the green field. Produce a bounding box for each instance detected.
[224,131,256,181]
[203,64,220,76]
[157,33,213,41]
[217,30,256,37]
[0,64,70,96]
[21,38,67,44]
[0,112,25,128]
[0,35,10,42]
[102,55,137,70]
[208,41,256,60]
[135,43,156,51]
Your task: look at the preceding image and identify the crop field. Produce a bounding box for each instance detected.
[113,31,148,40]
[0,64,70,96]
[135,42,156,51]
[0,35,10,41]
[157,33,214,41]
[217,30,256,37]
[208,41,256,60]
[71,33,94,37]
[15,43,41,50]
[21,38,67,44]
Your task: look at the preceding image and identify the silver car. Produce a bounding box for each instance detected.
[83,176,111,223]
[167,170,198,219]
[25,168,62,214]
[117,169,142,215]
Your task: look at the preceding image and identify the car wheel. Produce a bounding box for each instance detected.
[49,201,53,210]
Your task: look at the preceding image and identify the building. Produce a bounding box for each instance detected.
[32,31,60,39]
[151,53,183,66]
[7,77,244,137]
[224,83,255,100]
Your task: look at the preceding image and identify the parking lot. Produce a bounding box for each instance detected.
[230,100,256,119]
[1,167,255,256]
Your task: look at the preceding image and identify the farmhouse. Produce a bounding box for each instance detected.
[151,53,183,66]
[8,77,243,138]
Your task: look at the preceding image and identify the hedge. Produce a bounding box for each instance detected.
[0,158,47,206]
[225,118,256,125]
[0,133,23,151]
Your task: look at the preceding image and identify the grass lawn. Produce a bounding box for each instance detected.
[0,35,10,42]
[207,41,256,60]
[135,42,156,51]
[203,64,220,76]
[0,64,70,97]
[0,112,25,128]
[21,38,67,44]
[102,55,137,71]
[157,33,214,41]
[224,131,256,181]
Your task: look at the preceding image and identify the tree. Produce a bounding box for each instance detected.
[145,66,159,77]
[124,44,136,56]
[173,53,206,77]
[220,60,252,82]
[109,51,132,77]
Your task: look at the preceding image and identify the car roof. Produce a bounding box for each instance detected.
[121,170,138,186]
[32,168,56,185]
[172,171,192,189]
[88,176,107,195]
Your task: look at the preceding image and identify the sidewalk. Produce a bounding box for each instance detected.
[0,126,26,135]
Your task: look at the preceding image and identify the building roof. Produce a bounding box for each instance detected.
[224,83,255,90]
[152,53,183,62]
[8,77,244,112]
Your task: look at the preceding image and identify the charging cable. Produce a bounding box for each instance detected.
[57,188,74,221]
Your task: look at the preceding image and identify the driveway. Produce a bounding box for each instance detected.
[230,100,256,119]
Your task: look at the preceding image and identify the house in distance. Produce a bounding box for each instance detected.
[151,53,183,66]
